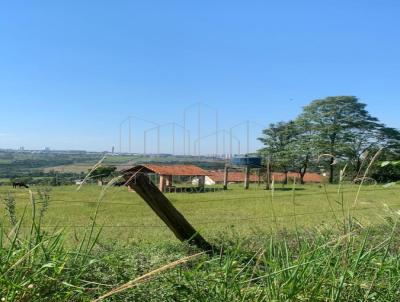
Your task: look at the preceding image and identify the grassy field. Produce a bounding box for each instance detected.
[1,183,399,243]
[1,182,400,301]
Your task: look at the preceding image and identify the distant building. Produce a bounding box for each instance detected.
[122,164,209,192]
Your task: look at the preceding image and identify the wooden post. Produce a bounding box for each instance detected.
[159,175,167,192]
[123,171,213,252]
[223,166,229,190]
[244,166,250,190]
[198,175,205,188]
[166,175,173,187]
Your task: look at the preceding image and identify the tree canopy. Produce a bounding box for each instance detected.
[90,166,117,185]
[259,96,400,183]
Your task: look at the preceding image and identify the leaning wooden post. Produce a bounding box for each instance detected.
[223,165,229,190]
[123,171,214,252]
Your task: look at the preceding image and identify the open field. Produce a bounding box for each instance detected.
[2,182,400,301]
[1,183,399,243]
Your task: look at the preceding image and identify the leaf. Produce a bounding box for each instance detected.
[41,262,55,268]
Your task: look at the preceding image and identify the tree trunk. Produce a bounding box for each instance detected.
[299,155,309,185]
[329,157,334,183]
[299,168,306,185]
[354,157,362,180]
[283,171,288,185]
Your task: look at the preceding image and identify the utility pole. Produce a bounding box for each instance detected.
[215,110,219,156]
[229,128,233,159]
[157,126,160,155]
[119,122,122,153]
[197,103,201,156]
[128,117,132,154]
[222,130,226,158]
[172,123,175,155]
[143,132,147,155]
[246,120,250,155]
[183,112,186,156]
[187,131,191,156]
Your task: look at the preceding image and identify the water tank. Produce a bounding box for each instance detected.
[231,156,262,168]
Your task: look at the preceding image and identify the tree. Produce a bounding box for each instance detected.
[258,121,297,184]
[347,125,400,179]
[288,119,317,184]
[298,96,382,183]
[91,166,117,186]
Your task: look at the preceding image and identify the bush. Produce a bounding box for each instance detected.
[371,162,400,183]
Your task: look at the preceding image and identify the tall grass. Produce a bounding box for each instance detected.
[1,166,400,301]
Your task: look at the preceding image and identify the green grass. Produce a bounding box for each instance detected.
[0,183,399,243]
[1,183,400,301]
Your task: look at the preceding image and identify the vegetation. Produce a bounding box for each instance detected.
[1,183,400,301]
[259,96,400,184]
[0,97,399,301]
[0,151,226,186]
[0,183,399,242]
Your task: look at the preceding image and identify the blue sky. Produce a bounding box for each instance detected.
[0,1,399,153]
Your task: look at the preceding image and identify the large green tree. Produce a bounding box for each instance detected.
[259,96,400,184]
[299,96,390,183]
[346,125,400,179]
[289,118,317,184]
[258,121,297,184]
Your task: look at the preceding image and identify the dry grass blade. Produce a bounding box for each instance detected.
[317,153,337,165]
[5,241,44,274]
[92,252,205,302]
[353,148,383,208]
[77,156,107,191]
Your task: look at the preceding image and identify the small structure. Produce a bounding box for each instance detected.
[230,155,262,189]
[122,164,209,192]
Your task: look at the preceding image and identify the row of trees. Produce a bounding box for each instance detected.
[258,96,400,184]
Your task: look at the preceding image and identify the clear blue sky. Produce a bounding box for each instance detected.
[1,1,399,153]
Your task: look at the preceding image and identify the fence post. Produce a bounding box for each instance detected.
[266,156,271,190]
[123,171,214,252]
[244,166,250,190]
[223,165,229,190]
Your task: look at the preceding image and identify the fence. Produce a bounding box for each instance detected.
[3,185,399,236]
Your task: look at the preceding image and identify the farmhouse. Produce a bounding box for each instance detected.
[122,164,209,192]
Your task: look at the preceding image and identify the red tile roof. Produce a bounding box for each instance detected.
[272,172,323,183]
[207,171,323,183]
[124,164,209,176]
[207,171,259,182]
